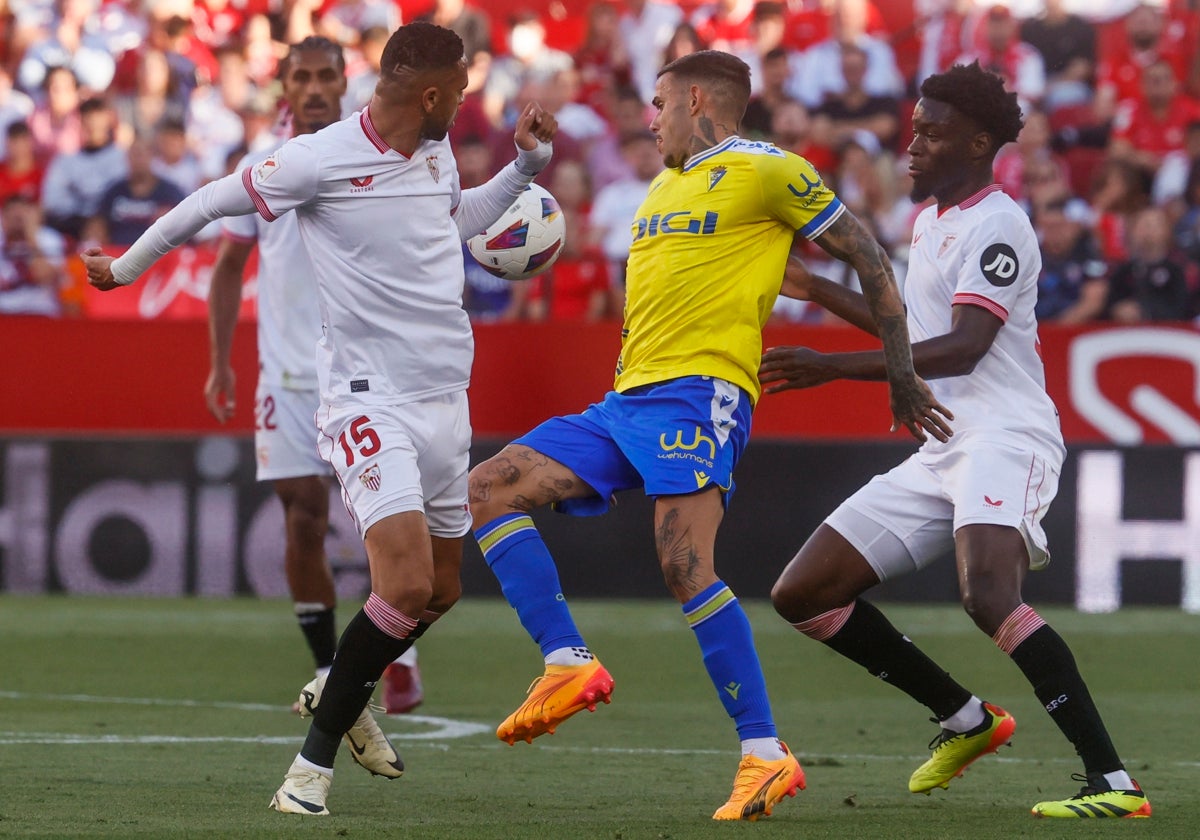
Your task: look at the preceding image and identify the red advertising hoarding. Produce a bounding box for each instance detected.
[3,312,1198,443]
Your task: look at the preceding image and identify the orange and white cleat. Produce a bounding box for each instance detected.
[496,659,614,745]
[712,742,806,821]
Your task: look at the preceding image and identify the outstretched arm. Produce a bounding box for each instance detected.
[804,209,952,442]
[777,251,878,335]
[83,172,258,290]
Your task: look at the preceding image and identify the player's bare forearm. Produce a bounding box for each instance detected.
[808,211,953,442]
[816,214,907,345]
[208,242,253,368]
[781,254,879,335]
[205,240,253,422]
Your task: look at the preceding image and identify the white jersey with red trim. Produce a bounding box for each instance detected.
[223,143,320,391]
[241,108,469,407]
[906,185,1064,463]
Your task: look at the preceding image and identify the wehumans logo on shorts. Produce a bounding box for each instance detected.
[659,427,716,464]
[980,243,1019,287]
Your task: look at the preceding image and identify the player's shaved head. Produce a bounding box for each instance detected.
[657,50,752,124]
[380,21,464,81]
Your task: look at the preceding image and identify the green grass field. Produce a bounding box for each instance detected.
[1,597,1195,839]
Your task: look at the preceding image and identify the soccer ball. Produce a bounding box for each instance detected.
[467,183,565,281]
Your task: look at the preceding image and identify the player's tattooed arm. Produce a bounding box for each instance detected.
[811,210,907,334]
[793,210,954,443]
[779,251,881,335]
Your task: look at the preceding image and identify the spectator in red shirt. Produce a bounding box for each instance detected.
[0,122,46,205]
[1094,1,1193,123]
[769,98,837,176]
[954,6,1045,112]
[1090,157,1151,264]
[529,159,611,321]
[994,108,1068,205]
[691,0,756,54]
[574,0,631,113]
[1110,58,1200,175]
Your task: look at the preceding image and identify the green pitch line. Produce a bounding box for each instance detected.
[1,596,1197,840]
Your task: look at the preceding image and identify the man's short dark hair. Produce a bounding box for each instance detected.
[658,50,752,119]
[380,21,464,77]
[79,97,109,116]
[5,120,30,139]
[920,61,1024,149]
[282,35,347,77]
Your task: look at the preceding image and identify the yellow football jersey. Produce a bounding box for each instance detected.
[613,136,844,404]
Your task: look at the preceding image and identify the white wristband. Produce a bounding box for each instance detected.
[515,139,553,176]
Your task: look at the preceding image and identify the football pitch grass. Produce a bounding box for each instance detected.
[1,597,1196,839]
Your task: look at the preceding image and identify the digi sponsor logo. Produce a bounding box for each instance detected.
[632,210,719,241]
[350,175,375,193]
[360,464,382,492]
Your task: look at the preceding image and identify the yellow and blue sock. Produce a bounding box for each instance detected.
[684,580,776,741]
[476,513,586,656]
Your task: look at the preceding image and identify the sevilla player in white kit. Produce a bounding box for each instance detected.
[205,37,424,717]
[761,63,1150,819]
[83,22,558,816]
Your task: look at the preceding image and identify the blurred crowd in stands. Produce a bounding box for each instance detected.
[1,0,1198,325]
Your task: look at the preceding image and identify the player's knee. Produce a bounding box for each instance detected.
[429,581,461,615]
[285,500,328,548]
[959,589,1012,636]
[770,577,803,622]
[375,578,435,616]
[467,459,520,525]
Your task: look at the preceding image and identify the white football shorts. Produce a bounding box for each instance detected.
[254,383,331,482]
[316,391,472,540]
[825,440,1060,582]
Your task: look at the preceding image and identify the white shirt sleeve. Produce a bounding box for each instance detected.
[221,154,260,241]
[110,171,257,285]
[952,211,1034,323]
[240,139,321,221]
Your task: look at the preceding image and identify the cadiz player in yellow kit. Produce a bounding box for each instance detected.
[468,50,951,821]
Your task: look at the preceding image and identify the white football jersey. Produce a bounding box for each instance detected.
[241,109,471,407]
[906,185,1065,464]
[224,143,320,391]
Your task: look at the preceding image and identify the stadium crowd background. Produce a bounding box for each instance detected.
[0,0,1198,326]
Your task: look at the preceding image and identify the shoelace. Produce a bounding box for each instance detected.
[926,718,958,751]
[1067,772,1103,799]
[728,756,770,798]
[356,708,393,748]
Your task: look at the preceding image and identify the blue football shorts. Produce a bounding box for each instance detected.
[512,375,753,516]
